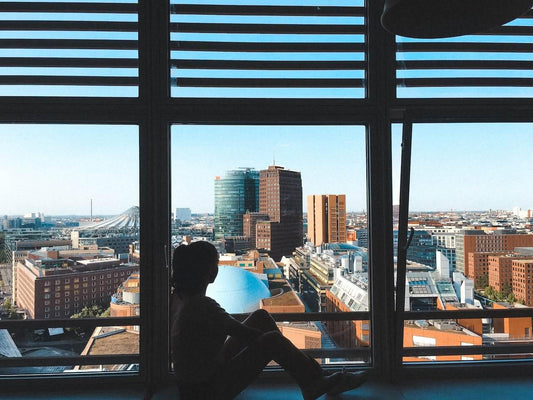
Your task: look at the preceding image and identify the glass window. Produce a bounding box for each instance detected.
[0,124,140,376]
[171,125,370,368]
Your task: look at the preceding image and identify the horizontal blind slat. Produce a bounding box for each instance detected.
[398,42,533,53]
[0,39,138,50]
[172,59,365,70]
[171,41,365,52]
[0,2,138,13]
[172,77,365,88]
[0,57,138,68]
[0,21,138,32]
[399,60,533,70]
[170,22,364,34]
[0,76,137,86]
[399,77,533,87]
[171,4,365,17]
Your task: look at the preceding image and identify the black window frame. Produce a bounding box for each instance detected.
[1,0,533,392]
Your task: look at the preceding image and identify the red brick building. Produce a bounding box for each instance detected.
[16,252,138,319]
[512,259,533,306]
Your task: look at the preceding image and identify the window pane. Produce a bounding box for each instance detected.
[170,0,366,98]
[170,125,370,368]
[393,123,533,363]
[396,8,533,99]
[0,0,138,97]
[0,124,140,375]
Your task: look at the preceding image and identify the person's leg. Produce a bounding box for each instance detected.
[215,330,339,400]
[219,308,280,361]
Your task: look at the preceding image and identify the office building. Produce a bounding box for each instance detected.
[512,259,533,306]
[214,168,259,239]
[15,249,138,319]
[307,194,347,246]
[256,165,303,261]
[488,254,530,292]
[175,208,192,222]
[456,230,533,276]
[243,211,269,249]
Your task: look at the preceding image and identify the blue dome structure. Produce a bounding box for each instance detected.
[206,265,271,313]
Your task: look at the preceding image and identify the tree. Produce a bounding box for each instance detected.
[477,274,489,289]
[70,305,110,319]
[2,297,21,319]
[0,232,7,263]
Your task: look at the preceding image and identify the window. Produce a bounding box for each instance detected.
[172,125,369,366]
[1,0,532,392]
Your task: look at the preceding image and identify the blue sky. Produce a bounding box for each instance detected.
[0,125,139,216]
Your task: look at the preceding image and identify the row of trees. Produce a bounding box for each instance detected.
[0,232,8,264]
[70,305,110,319]
[477,274,526,304]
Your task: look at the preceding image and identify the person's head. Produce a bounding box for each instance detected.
[171,241,219,296]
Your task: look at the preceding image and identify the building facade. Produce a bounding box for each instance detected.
[16,251,138,319]
[456,230,533,276]
[512,259,533,306]
[307,194,347,246]
[256,165,303,261]
[214,168,259,240]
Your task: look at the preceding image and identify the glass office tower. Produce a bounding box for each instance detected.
[214,168,259,239]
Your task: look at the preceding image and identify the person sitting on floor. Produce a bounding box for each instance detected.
[170,241,368,400]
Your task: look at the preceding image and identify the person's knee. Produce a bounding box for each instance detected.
[251,308,270,320]
[246,308,276,330]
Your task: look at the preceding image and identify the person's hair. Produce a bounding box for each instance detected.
[171,241,219,295]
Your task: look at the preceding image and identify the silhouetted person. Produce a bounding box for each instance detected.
[170,241,367,400]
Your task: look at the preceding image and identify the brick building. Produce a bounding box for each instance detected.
[467,251,506,288]
[256,165,303,261]
[488,254,530,292]
[456,231,533,277]
[307,194,347,246]
[512,259,533,306]
[16,250,138,319]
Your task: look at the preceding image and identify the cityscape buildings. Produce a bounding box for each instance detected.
[15,249,138,319]
[307,194,347,246]
[174,208,192,222]
[255,165,303,261]
[214,168,259,240]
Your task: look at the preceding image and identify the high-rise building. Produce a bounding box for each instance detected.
[214,168,259,239]
[256,165,302,261]
[307,194,347,246]
[175,208,191,222]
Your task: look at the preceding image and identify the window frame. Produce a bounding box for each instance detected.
[1,0,533,392]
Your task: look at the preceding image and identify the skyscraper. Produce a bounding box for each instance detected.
[256,165,303,261]
[307,194,347,246]
[214,168,259,239]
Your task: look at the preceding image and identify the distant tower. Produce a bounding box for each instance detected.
[214,168,259,240]
[256,165,302,261]
[307,194,347,246]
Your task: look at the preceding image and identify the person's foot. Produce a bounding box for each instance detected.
[301,371,343,400]
[327,370,368,395]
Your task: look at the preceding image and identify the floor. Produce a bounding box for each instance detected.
[151,377,533,400]
[3,377,533,399]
